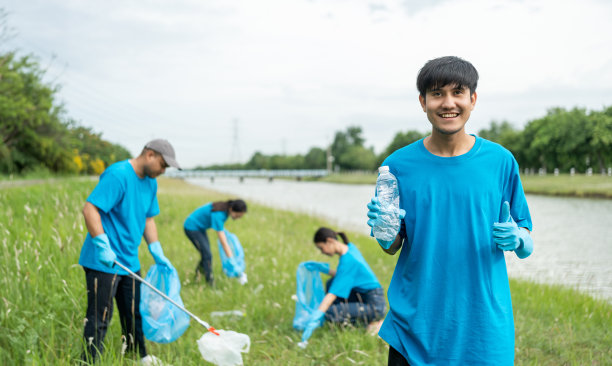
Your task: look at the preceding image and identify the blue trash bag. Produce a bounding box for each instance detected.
[293,261,326,331]
[217,230,246,277]
[140,264,190,343]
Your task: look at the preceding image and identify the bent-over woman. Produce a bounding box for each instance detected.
[183,199,247,285]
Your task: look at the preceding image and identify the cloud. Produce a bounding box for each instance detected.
[2,0,611,168]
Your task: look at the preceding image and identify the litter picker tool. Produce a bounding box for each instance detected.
[114,261,219,336]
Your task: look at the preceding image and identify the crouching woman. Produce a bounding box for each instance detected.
[302,227,386,342]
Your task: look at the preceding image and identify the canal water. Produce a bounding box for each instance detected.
[187,177,612,302]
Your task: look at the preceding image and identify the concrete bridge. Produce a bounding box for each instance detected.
[166,169,329,182]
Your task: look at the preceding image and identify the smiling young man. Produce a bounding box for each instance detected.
[78,139,180,364]
[367,56,534,365]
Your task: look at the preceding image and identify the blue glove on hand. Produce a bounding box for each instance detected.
[92,233,116,268]
[148,241,175,269]
[303,261,330,274]
[493,201,534,259]
[366,197,405,249]
[301,309,326,342]
[227,256,242,277]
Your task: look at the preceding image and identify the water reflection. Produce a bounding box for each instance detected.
[187,177,612,302]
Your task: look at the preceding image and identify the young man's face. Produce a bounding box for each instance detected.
[143,151,168,178]
[419,84,477,136]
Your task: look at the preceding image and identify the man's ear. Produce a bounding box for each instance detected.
[470,91,477,109]
[419,94,426,112]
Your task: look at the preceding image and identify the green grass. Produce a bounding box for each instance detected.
[520,174,612,198]
[1,177,611,365]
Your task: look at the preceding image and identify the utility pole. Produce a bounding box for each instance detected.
[326,144,334,173]
[230,118,241,164]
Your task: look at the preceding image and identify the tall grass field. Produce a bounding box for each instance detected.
[0,177,610,365]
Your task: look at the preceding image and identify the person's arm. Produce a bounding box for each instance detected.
[82,202,105,237]
[144,216,174,268]
[82,201,116,267]
[216,230,234,258]
[317,293,337,313]
[382,234,403,255]
[328,268,336,277]
[515,227,533,259]
[143,216,159,244]
[493,201,534,259]
[301,293,336,343]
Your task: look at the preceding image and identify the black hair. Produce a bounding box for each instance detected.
[212,199,247,213]
[313,227,349,245]
[416,56,479,97]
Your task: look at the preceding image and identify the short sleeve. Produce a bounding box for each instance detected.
[147,195,160,218]
[329,262,357,299]
[503,155,532,231]
[211,211,227,231]
[87,172,124,213]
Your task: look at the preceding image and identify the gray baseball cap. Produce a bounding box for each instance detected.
[144,139,182,170]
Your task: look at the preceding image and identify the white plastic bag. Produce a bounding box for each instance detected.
[197,329,251,366]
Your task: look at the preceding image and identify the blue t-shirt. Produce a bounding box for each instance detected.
[79,160,160,275]
[378,136,532,366]
[329,243,381,299]
[183,203,228,232]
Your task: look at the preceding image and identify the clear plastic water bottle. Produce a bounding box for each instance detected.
[373,166,400,242]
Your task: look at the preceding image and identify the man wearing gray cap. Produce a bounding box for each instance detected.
[78,139,180,364]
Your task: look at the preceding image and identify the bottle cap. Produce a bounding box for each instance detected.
[378,166,390,173]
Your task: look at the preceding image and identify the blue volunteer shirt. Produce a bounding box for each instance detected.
[184,202,228,232]
[79,160,160,275]
[329,243,381,299]
[378,136,532,366]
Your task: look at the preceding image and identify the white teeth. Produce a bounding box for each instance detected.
[441,113,458,118]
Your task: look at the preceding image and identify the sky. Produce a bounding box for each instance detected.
[2,0,612,169]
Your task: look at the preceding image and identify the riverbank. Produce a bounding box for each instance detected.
[0,177,611,364]
[303,173,612,199]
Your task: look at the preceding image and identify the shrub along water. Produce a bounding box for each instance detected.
[0,178,610,365]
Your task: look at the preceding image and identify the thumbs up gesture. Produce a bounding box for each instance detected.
[493,201,533,259]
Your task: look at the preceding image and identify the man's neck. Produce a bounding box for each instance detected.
[424,131,475,157]
[129,156,146,178]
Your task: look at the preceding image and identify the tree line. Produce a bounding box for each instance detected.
[204,106,612,174]
[0,52,131,175]
[3,8,610,175]
[479,106,612,173]
[4,44,609,175]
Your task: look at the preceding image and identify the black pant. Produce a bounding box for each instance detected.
[324,278,386,324]
[82,267,146,362]
[388,346,410,366]
[184,228,214,282]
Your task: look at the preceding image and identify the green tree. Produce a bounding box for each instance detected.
[0,52,74,173]
[246,151,269,169]
[303,147,326,169]
[331,125,372,170]
[0,50,131,174]
[589,106,612,172]
[377,130,426,165]
[477,121,517,143]
[337,145,377,171]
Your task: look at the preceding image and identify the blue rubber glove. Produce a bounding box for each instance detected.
[366,197,405,249]
[92,233,116,268]
[227,256,242,277]
[148,241,175,269]
[493,201,534,259]
[303,261,330,274]
[301,309,325,342]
